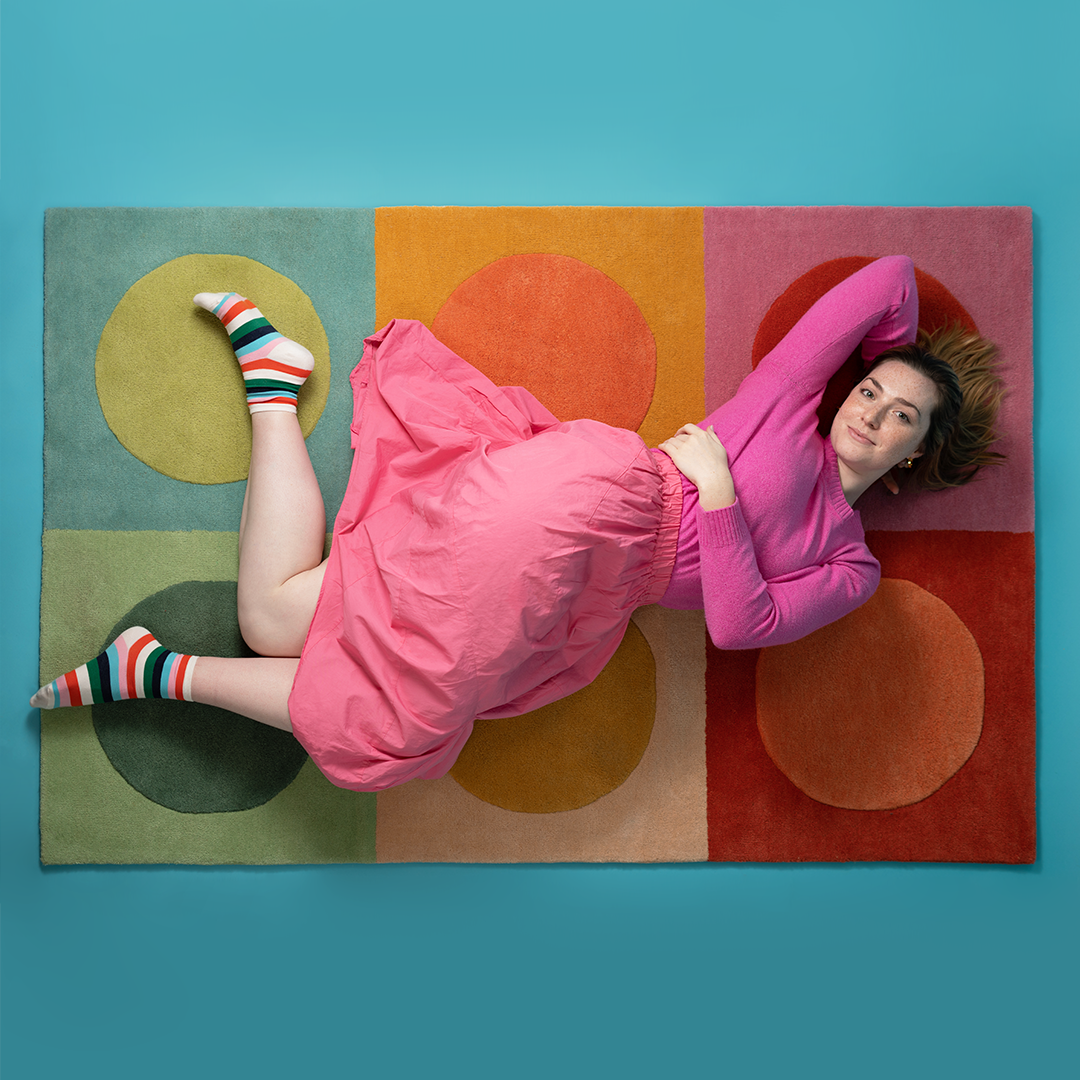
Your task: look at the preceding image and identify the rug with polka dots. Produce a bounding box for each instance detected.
[38,206,1034,864]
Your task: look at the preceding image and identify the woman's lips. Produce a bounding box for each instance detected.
[847,426,875,446]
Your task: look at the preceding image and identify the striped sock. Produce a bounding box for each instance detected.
[194,291,315,414]
[31,627,198,710]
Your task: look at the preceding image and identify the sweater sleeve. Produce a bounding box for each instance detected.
[698,499,880,649]
[761,254,917,390]
[706,255,919,424]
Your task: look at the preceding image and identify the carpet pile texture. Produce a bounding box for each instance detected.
[40,206,1033,864]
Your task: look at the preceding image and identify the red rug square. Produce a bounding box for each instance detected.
[704,207,1033,863]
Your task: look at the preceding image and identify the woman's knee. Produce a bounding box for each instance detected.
[237,595,307,658]
[237,565,324,657]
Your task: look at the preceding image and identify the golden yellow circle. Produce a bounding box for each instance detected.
[96,254,330,484]
[450,621,656,813]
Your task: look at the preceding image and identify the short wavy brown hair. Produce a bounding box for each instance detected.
[871,324,1006,490]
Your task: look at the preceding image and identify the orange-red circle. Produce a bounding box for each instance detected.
[755,579,984,810]
[752,257,977,436]
[432,253,656,430]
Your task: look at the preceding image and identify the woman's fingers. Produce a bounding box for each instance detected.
[664,424,728,456]
[664,424,728,460]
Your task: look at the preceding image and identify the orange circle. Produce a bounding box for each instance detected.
[449,621,656,813]
[755,579,984,810]
[752,258,977,437]
[432,253,656,429]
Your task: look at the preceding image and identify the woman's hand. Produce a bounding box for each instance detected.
[659,424,736,510]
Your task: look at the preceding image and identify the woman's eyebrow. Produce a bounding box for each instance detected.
[867,376,922,417]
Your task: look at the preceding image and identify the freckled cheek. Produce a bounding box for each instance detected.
[834,395,859,426]
[829,407,850,443]
[892,429,924,460]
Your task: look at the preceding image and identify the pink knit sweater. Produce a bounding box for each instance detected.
[658,255,919,648]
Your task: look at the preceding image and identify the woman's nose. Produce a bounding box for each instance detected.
[863,404,885,428]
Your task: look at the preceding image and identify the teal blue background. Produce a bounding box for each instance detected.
[2,1,1076,1077]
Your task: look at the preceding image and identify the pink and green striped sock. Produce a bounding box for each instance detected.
[31,627,198,710]
[194,291,315,414]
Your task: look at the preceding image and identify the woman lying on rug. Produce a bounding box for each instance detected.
[32,256,1004,792]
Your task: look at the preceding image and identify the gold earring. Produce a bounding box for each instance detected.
[903,458,913,469]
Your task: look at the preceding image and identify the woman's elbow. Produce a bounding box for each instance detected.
[706,619,774,652]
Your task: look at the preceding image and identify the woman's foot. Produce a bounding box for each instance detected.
[194,292,315,414]
[31,627,198,709]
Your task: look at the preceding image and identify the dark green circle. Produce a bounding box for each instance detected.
[93,580,308,813]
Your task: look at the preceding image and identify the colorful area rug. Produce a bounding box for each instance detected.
[39,206,1034,864]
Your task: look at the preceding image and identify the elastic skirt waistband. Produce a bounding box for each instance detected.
[642,449,684,606]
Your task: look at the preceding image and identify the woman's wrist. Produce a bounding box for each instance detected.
[696,478,736,511]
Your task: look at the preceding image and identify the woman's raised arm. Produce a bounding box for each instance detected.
[750,254,919,396]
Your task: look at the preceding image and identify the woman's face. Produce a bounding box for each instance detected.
[830,360,939,476]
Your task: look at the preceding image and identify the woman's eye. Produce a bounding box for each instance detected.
[861,388,874,398]
[896,411,910,424]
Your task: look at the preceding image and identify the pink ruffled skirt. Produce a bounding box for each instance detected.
[288,320,683,791]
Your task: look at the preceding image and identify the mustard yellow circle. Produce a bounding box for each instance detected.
[96,254,330,484]
[449,621,656,813]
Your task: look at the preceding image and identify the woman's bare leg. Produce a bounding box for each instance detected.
[236,410,327,658]
[191,656,298,731]
[192,291,328,658]
[33,295,326,724]
[32,629,295,733]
